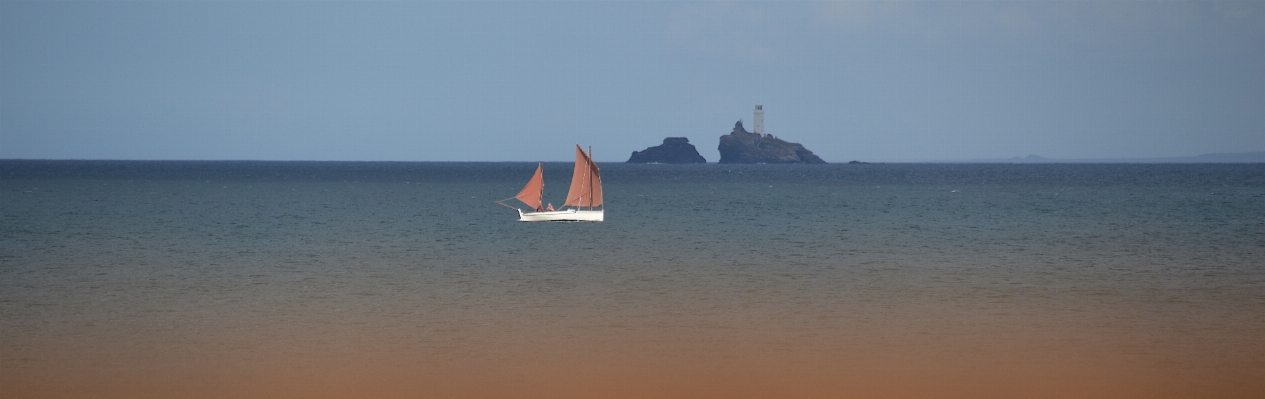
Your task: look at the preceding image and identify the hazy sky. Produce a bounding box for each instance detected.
[3,1,1263,162]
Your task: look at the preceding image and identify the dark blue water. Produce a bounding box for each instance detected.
[3,161,1264,398]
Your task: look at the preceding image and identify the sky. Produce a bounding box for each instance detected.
[2,1,1263,162]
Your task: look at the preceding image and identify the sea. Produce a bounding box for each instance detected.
[2,160,1263,399]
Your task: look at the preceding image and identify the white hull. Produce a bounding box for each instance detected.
[517,208,604,222]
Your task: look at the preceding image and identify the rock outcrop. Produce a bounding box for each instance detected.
[626,137,707,164]
[718,121,826,164]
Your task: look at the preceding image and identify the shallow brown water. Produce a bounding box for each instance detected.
[3,162,1263,398]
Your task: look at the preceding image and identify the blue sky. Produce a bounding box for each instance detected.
[3,1,1263,162]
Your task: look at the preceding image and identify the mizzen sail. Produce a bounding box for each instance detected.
[563,145,602,208]
[515,163,544,211]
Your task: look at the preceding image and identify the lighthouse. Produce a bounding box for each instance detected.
[753,104,765,135]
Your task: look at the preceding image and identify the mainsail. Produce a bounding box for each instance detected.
[515,163,544,211]
[563,145,603,209]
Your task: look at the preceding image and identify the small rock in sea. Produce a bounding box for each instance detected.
[627,137,707,164]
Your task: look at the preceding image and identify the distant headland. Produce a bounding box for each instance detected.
[951,152,1265,163]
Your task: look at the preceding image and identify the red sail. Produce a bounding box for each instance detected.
[563,146,602,208]
[515,163,544,211]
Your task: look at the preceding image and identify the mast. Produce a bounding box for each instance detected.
[588,146,593,210]
[588,146,602,210]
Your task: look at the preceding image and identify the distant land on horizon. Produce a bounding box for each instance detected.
[923,151,1265,164]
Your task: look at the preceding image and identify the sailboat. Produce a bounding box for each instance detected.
[496,145,604,222]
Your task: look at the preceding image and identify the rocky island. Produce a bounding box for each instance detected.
[718,121,826,164]
[626,137,707,164]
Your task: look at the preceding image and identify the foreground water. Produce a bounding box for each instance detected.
[2,161,1263,399]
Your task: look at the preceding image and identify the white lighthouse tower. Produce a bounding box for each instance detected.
[753,104,765,135]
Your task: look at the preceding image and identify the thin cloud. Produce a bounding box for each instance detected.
[812,1,1263,41]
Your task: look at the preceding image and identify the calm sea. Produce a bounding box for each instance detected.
[2,161,1263,399]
